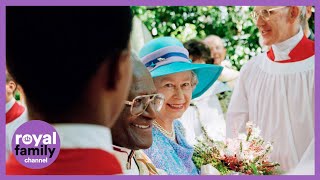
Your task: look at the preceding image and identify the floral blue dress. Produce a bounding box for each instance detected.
[144,120,199,175]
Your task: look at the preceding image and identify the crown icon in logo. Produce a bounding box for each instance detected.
[24,136,32,142]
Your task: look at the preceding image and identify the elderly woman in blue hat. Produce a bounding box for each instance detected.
[139,37,223,175]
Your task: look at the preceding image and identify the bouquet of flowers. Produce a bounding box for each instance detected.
[193,121,281,175]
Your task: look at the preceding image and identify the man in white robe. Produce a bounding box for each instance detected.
[227,6,314,173]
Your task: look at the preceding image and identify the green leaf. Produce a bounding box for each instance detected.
[250,163,258,175]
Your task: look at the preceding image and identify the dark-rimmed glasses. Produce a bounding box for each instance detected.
[125,93,165,116]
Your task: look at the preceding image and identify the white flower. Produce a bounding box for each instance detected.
[238,152,246,161]
[238,133,247,141]
[201,164,221,175]
[265,142,273,152]
[247,153,255,162]
[251,127,261,139]
[241,141,250,151]
[246,121,254,130]
[224,148,235,157]
[219,149,225,157]
[196,135,205,142]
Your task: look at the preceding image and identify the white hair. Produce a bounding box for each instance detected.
[191,71,199,91]
[300,6,307,23]
[299,6,309,30]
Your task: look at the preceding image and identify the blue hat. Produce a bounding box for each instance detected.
[139,37,223,99]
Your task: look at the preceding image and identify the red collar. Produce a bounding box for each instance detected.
[267,36,314,63]
[6,101,25,124]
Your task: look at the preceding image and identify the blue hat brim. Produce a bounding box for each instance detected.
[150,62,223,99]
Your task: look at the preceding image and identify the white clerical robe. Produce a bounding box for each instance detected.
[286,138,314,175]
[227,29,314,173]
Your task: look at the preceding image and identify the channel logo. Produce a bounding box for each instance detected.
[12,120,61,169]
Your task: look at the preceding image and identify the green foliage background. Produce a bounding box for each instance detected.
[132,6,315,71]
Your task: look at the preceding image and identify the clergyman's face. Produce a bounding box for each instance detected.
[254,6,291,46]
[112,61,157,150]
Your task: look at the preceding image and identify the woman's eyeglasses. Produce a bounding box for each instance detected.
[125,93,165,116]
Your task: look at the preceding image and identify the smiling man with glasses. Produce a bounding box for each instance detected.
[227,6,314,174]
[111,53,166,175]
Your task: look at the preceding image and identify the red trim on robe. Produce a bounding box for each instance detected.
[6,149,122,175]
[6,102,25,124]
[267,36,314,63]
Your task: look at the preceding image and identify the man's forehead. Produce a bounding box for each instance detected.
[205,36,224,47]
[253,6,281,11]
[131,77,157,94]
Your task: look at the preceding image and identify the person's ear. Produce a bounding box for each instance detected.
[7,81,16,93]
[288,6,300,23]
[306,6,312,20]
[222,47,227,60]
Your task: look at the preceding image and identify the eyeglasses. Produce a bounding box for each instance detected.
[125,93,165,116]
[251,6,287,22]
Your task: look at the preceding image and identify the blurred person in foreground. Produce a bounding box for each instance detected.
[5,71,28,161]
[6,7,133,175]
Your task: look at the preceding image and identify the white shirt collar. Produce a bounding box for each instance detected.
[113,145,139,175]
[113,145,132,154]
[53,123,113,153]
[271,27,303,62]
[6,97,16,113]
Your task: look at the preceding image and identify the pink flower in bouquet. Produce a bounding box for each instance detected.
[193,121,280,175]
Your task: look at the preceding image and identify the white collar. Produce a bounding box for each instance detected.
[113,145,138,174]
[271,27,303,62]
[6,97,16,113]
[53,123,113,153]
[113,145,133,154]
